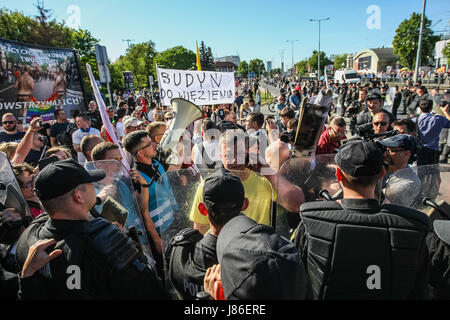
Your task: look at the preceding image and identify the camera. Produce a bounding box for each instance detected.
[347,101,362,117]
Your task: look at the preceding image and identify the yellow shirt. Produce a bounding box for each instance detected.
[189,170,277,226]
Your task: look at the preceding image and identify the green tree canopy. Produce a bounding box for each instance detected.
[237,61,249,78]
[154,46,196,72]
[199,41,215,71]
[308,51,332,73]
[249,59,265,77]
[442,42,450,61]
[332,54,348,70]
[393,12,439,68]
[295,60,309,76]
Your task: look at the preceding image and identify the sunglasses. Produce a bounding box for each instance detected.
[134,141,153,154]
[373,121,388,126]
[2,121,16,125]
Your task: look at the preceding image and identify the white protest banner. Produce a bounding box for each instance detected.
[156,67,235,106]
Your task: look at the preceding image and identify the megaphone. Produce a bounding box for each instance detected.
[158,98,203,165]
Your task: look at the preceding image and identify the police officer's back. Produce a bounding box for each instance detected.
[15,159,169,300]
[165,168,245,300]
[294,139,429,300]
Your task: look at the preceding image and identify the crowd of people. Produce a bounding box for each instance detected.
[0,75,450,301]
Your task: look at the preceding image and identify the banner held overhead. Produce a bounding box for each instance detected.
[156,67,235,106]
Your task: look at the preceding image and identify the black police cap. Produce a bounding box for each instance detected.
[202,168,244,213]
[34,159,106,201]
[335,139,384,178]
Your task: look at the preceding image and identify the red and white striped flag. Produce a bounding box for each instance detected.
[86,63,130,170]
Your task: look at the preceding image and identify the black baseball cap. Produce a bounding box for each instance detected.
[34,159,106,201]
[202,168,244,212]
[335,139,384,177]
[366,91,382,100]
[378,134,417,153]
[216,214,307,300]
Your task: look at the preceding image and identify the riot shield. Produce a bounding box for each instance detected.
[383,164,450,224]
[0,152,31,219]
[275,154,340,238]
[84,160,153,262]
[155,167,274,298]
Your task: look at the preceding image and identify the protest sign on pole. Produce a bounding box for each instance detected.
[86,63,130,170]
[156,67,235,106]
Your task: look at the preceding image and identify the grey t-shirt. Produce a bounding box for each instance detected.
[383,167,421,207]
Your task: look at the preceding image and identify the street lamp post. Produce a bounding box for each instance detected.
[309,17,330,81]
[414,0,427,82]
[286,40,299,78]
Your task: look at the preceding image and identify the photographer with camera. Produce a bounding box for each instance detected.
[348,88,368,125]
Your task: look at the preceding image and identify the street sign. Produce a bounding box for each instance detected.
[249,72,255,78]
[96,80,102,88]
[95,44,111,83]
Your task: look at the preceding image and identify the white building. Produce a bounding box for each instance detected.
[215,55,240,67]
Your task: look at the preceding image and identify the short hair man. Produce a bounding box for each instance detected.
[122,130,175,235]
[192,119,221,170]
[356,91,396,126]
[245,112,265,136]
[166,168,249,300]
[316,116,347,155]
[146,122,166,144]
[123,117,142,135]
[72,114,101,163]
[293,139,429,299]
[392,119,417,136]
[0,113,25,143]
[372,111,391,135]
[414,99,450,165]
[49,109,69,147]
[80,134,103,162]
[15,159,169,299]
[379,134,421,207]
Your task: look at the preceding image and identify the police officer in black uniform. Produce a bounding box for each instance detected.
[355,91,396,127]
[293,139,430,299]
[165,168,248,300]
[15,159,169,300]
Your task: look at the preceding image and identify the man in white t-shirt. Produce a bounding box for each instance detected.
[72,113,101,163]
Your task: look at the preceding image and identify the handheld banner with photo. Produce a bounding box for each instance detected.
[0,38,86,123]
[156,67,235,106]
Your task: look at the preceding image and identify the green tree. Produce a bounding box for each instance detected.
[269,68,281,77]
[442,42,450,61]
[0,8,37,43]
[154,46,196,72]
[237,61,249,78]
[333,54,348,70]
[249,59,265,78]
[295,60,309,76]
[393,12,439,68]
[308,50,332,73]
[199,41,215,71]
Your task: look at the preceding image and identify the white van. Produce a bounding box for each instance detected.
[334,69,361,84]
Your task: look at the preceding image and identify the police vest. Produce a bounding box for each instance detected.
[299,201,429,300]
[165,228,210,300]
[16,214,142,299]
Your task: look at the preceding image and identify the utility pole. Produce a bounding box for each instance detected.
[286,40,299,77]
[414,0,426,82]
[309,17,330,80]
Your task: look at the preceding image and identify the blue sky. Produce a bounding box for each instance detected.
[4,0,450,69]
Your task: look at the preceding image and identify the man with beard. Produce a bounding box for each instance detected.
[0,113,26,143]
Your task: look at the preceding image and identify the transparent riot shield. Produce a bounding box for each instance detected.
[84,160,153,262]
[383,164,450,223]
[155,167,274,299]
[0,151,31,219]
[383,87,396,113]
[275,154,340,239]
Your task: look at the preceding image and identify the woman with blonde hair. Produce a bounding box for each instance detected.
[240,101,251,124]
